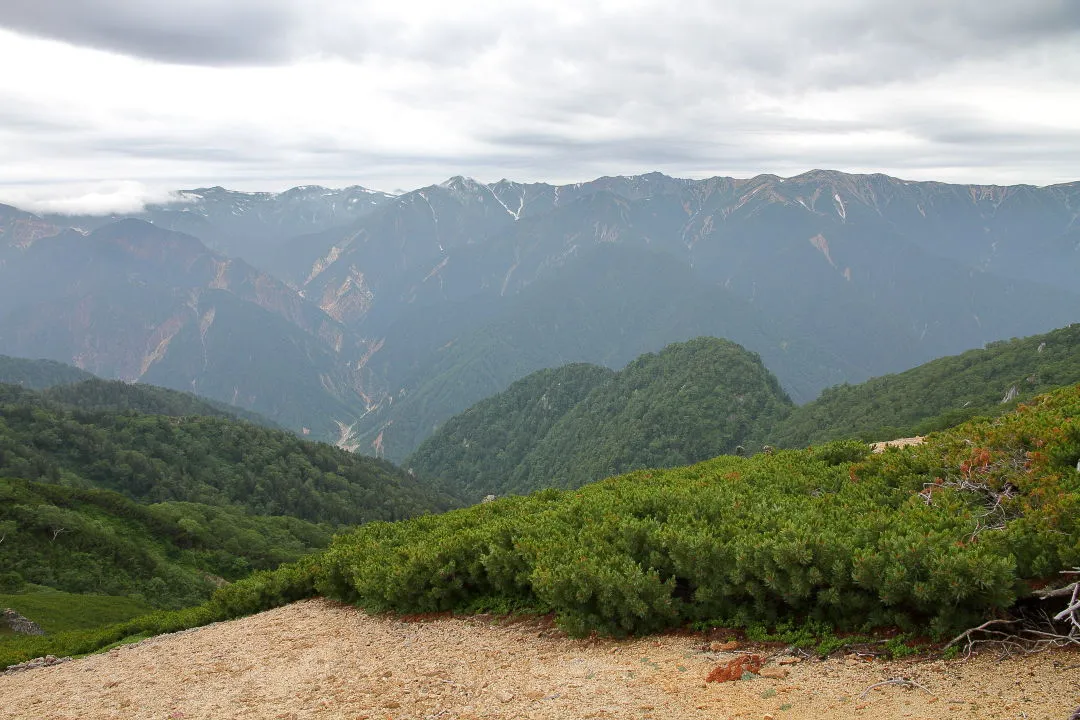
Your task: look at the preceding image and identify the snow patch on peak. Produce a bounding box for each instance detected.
[486,184,524,220]
[439,175,481,190]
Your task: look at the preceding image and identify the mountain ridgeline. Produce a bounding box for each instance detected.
[409,338,794,495]
[0,354,95,389]
[2,171,1079,459]
[36,378,282,428]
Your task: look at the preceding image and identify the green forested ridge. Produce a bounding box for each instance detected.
[0,477,331,608]
[770,323,1080,449]
[40,378,280,428]
[0,355,279,426]
[0,355,95,389]
[0,376,462,628]
[0,382,462,524]
[513,338,792,491]
[409,338,793,495]
[406,363,616,496]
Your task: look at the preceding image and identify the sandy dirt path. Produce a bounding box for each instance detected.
[1,598,1077,720]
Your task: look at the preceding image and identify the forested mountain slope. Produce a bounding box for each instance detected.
[412,323,1080,499]
[0,383,462,525]
[0,354,95,389]
[40,378,280,428]
[410,338,793,495]
[0,477,331,608]
[770,323,1080,448]
[406,363,616,495]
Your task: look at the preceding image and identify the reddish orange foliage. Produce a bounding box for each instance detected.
[705,654,764,682]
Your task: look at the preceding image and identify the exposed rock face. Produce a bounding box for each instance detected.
[3,609,44,636]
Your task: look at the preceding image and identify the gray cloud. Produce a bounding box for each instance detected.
[0,0,305,65]
[0,0,1077,214]
[1,0,1076,79]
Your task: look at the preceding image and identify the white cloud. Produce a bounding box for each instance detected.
[0,181,188,215]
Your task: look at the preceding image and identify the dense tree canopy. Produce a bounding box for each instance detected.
[0,477,331,607]
[0,383,463,525]
[0,355,94,389]
[769,323,1080,448]
[410,338,793,496]
[407,363,615,496]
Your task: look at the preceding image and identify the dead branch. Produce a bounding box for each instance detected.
[1037,583,1079,600]
[945,574,1080,657]
[944,619,1017,652]
[1052,578,1080,635]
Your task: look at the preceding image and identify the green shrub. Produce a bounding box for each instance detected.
[316,385,1080,638]
[0,572,25,594]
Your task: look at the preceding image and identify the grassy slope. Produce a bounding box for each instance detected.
[0,588,154,635]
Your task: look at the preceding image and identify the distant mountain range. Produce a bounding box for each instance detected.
[39,185,395,274]
[1,169,1078,459]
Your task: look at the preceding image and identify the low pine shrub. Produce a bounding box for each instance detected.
[315,385,1080,638]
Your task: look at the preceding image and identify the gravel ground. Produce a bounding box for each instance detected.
[1,598,1078,720]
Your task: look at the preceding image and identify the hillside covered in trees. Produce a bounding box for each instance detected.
[0,477,331,608]
[0,382,462,525]
[409,338,793,496]
[39,378,282,428]
[406,364,616,497]
[769,323,1080,448]
[412,325,1080,498]
[0,354,95,390]
[0,372,466,617]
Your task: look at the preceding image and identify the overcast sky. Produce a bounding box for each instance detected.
[1,0,1078,213]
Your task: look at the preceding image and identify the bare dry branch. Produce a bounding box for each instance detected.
[944,619,1017,652]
